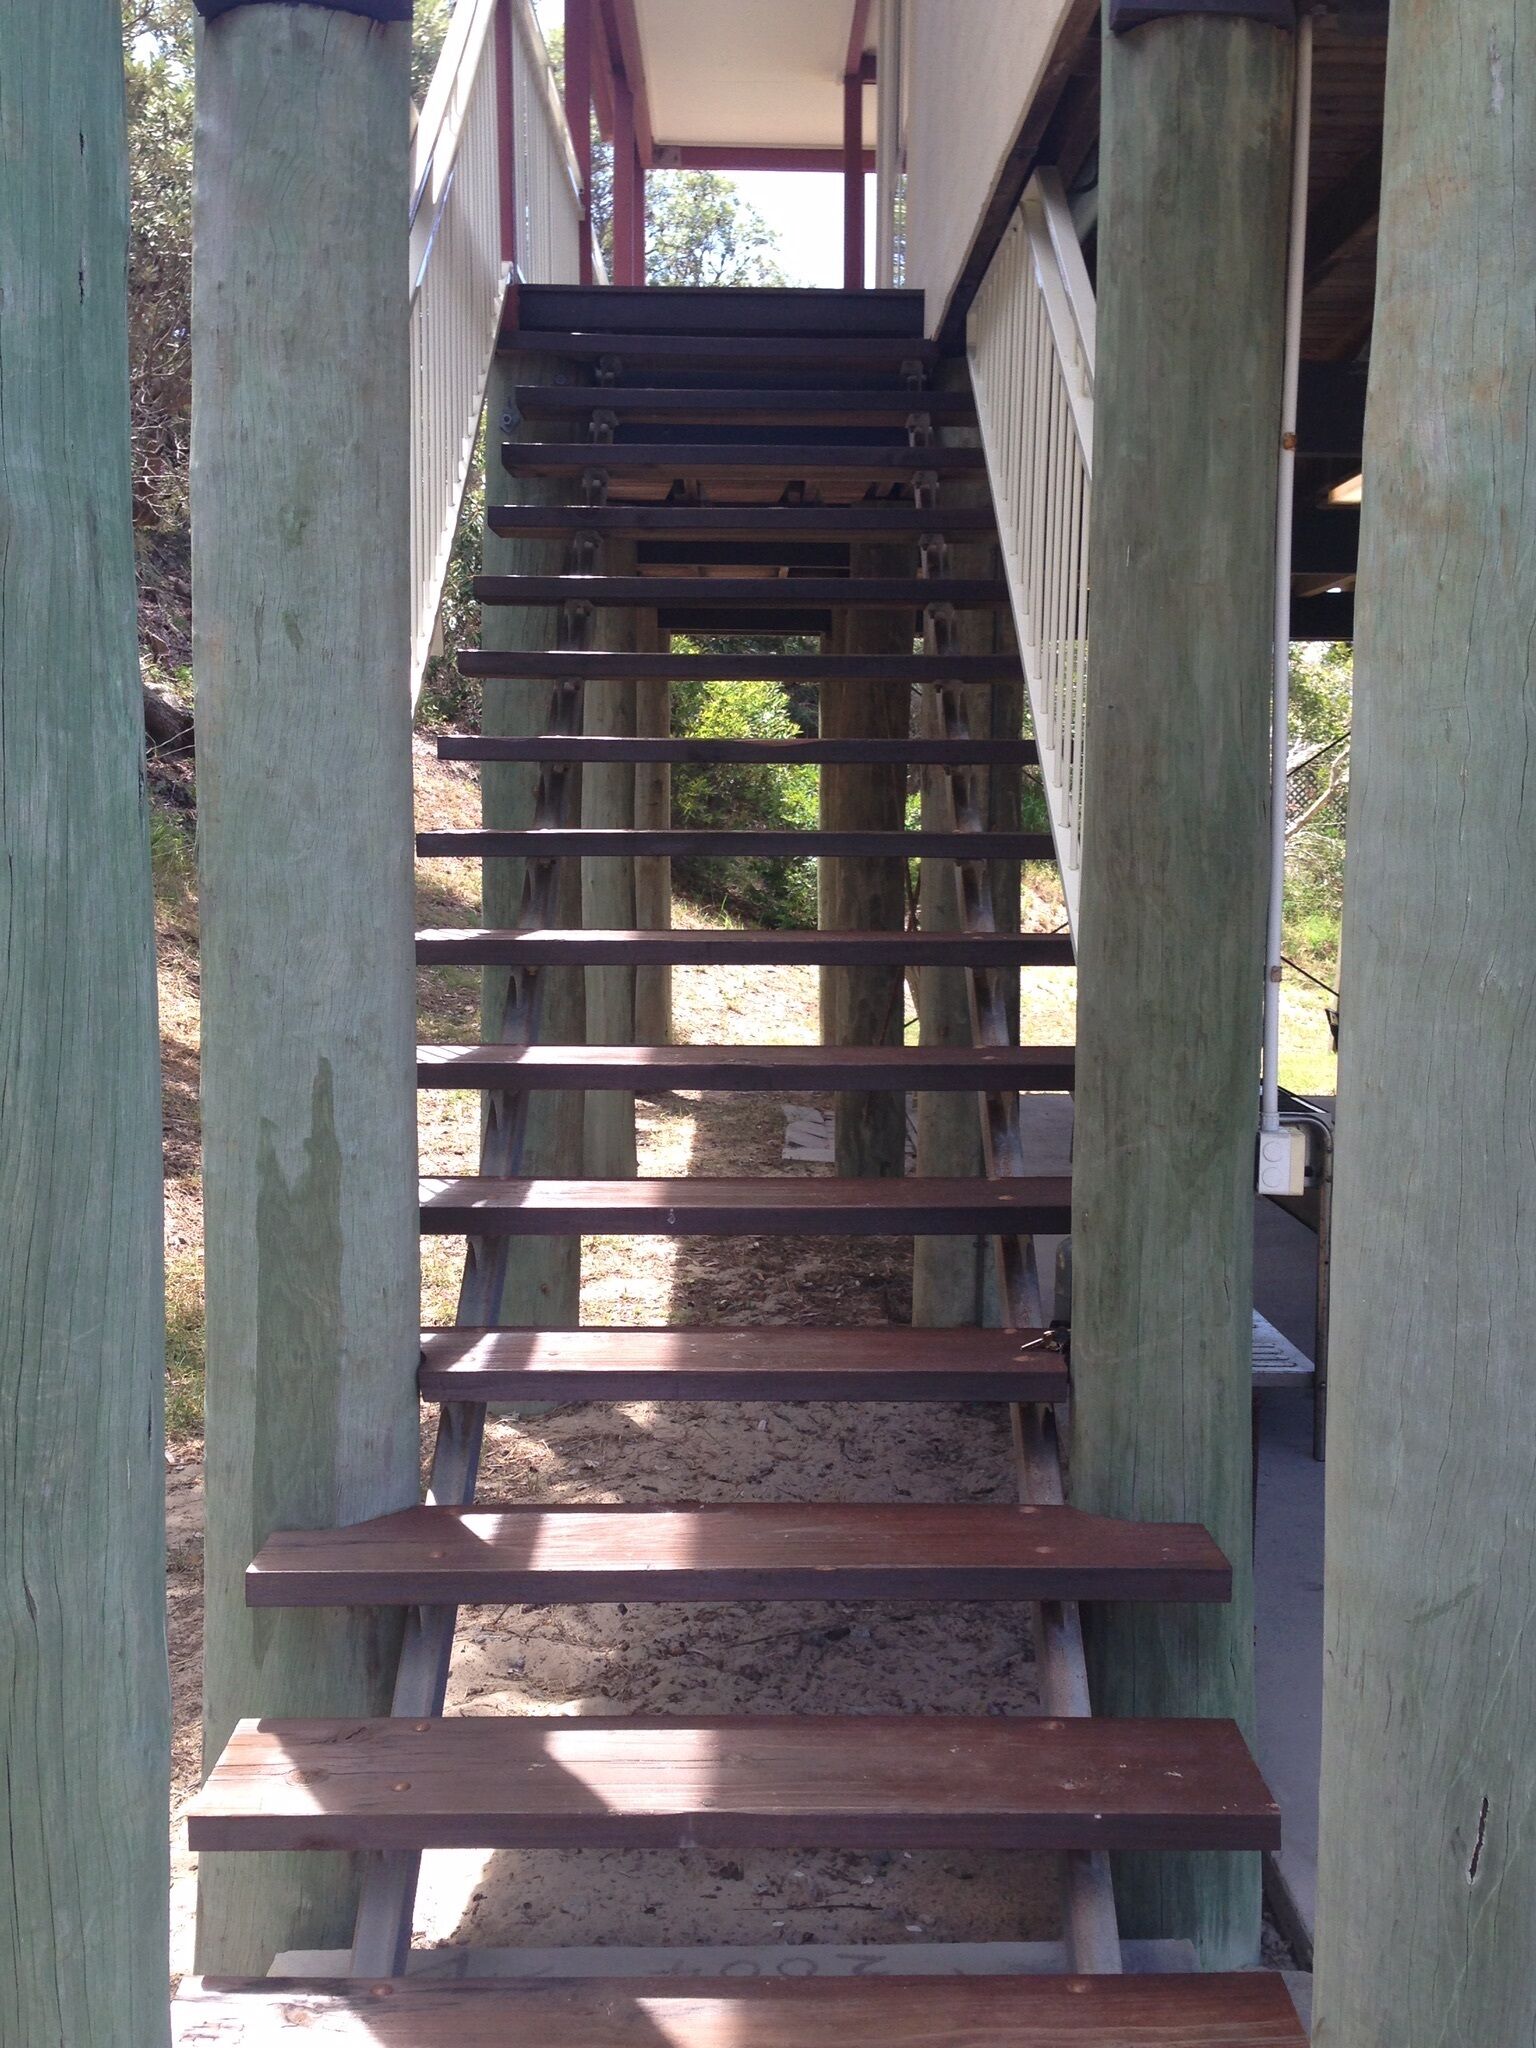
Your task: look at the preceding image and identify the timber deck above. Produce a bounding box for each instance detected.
[188,1713,1280,1854]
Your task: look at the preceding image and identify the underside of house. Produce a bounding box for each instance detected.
[10,0,1532,2043]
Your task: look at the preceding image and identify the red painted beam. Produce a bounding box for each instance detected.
[601,0,654,165]
[843,70,866,289]
[589,0,616,136]
[612,77,641,285]
[654,145,876,173]
[564,0,594,284]
[845,0,873,75]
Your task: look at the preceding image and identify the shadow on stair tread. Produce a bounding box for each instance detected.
[187,1712,1280,1854]
[245,1499,1232,1609]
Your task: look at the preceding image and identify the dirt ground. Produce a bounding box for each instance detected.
[163,742,1076,1970]
[161,740,1315,1973]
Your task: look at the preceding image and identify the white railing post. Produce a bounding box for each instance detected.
[967,168,1095,940]
[407,0,585,704]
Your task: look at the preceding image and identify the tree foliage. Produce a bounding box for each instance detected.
[122,0,456,543]
[543,25,788,288]
[124,0,194,532]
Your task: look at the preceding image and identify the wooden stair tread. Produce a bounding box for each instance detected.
[474,575,1006,609]
[513,386,975,424]
[418,1175,1073,1237]
[416,1043,1076,1091]
[458,650,1022,684]
[417,828,1054,861]
[438,735,1039,765]
[417,1324,1071,1403]
[510,285,926,341]
[503,442,988,477]
[247,1502,1231,1608]
[499,326,942,367]
[417,929,1076,968]
[188,1713,1279,1853]
[487,504,997,542]
[175,1971,1306,2046]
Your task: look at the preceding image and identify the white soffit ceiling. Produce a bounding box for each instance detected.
[634,0,874,152]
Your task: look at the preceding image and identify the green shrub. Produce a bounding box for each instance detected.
[671,675,818,926]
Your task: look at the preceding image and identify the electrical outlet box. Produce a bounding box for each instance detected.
[1256,1124,1309,1198]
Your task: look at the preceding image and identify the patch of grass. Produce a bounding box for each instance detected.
[165,1247,205,1443]
[150,803,195,889]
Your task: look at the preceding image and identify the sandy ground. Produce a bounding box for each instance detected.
[160,740,1319,1974]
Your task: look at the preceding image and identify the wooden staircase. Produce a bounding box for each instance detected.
[180,287,1300,2045]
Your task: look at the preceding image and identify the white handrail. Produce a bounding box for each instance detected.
[967,167,1094,939]
[408,0,585,702]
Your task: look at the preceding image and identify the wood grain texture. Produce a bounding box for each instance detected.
[188,1713,1279,1853]
[418,929,1076,968]
[0,6,171,2038]
[247,1501,1231,1607]
[1069,9,1293,1969]
[1312,6,1536,2041]
[174,1969,1306,2045]
[418,1175,1074,1237]
[191,6,420,1971]
[416,1043,1077,1091]
[416,1323,1072,1403]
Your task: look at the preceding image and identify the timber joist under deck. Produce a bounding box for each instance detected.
[191,291,1288,2042]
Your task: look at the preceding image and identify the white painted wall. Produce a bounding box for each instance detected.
[903,0,1083,332]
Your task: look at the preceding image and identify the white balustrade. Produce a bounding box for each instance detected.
[409,0,585,701]
[967,168,1094,938]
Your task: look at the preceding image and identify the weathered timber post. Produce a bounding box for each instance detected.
[633,650,672,1046]
[821,552,911,1178]
[1313,8,1536,2038]
[193,0,420,1971]
[483,349,585,1329]
[583,557,640,1176]
[914,422,996,1326]
[0,8,171,2038]
[1069,5,1294,1967]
